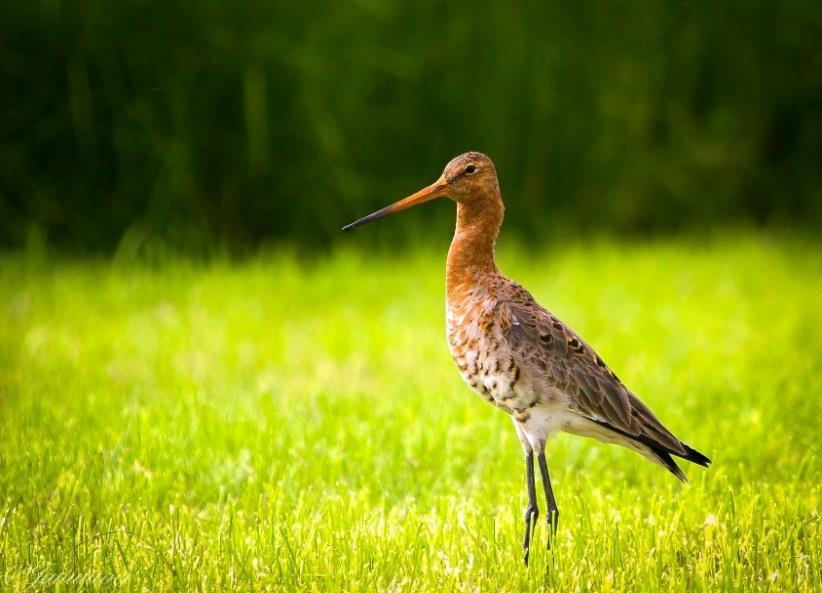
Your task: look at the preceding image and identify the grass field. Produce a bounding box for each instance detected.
[0,233,820,592]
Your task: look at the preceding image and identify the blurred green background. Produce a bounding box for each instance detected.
[2,0,821,252]
[2,4,822,590]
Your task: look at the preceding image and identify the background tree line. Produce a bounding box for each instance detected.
[1,0,820,252]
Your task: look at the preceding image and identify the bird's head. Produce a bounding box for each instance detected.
[342,152,498,231]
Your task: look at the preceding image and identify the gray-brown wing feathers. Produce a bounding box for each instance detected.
[502,295,686,456]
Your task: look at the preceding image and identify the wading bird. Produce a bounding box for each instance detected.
[342,152,710,564]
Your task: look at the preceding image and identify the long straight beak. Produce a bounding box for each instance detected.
[342,177,449,231]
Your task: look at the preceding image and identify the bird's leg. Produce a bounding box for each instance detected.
[537,451,559,546]
[522,451,539,565]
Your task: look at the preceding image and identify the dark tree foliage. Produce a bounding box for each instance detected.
[1,0,820,252]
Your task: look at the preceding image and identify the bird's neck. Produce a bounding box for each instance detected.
[446,191,504,304]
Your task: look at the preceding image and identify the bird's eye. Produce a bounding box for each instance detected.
[465,165,476,174]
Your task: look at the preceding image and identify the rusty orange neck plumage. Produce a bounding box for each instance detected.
[341,168,504,302]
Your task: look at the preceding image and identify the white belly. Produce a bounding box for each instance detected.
[517,406,578,450]
[518,403,653,459]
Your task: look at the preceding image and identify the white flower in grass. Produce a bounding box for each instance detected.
[770,570,779,582]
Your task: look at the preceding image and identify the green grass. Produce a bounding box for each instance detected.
[0,233,820,592]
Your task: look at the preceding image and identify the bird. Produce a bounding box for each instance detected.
[342,152,710,564]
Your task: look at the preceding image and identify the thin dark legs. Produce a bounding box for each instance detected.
[522,451,539,565]
[537,452,559,542]
[516,424,560,564]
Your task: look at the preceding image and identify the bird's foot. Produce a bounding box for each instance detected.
[545,509,559,550]
[522,504,539,565]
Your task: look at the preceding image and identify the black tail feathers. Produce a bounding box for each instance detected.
[651,443,711,483]
[679,443,711,468]
[591,418,711,482]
